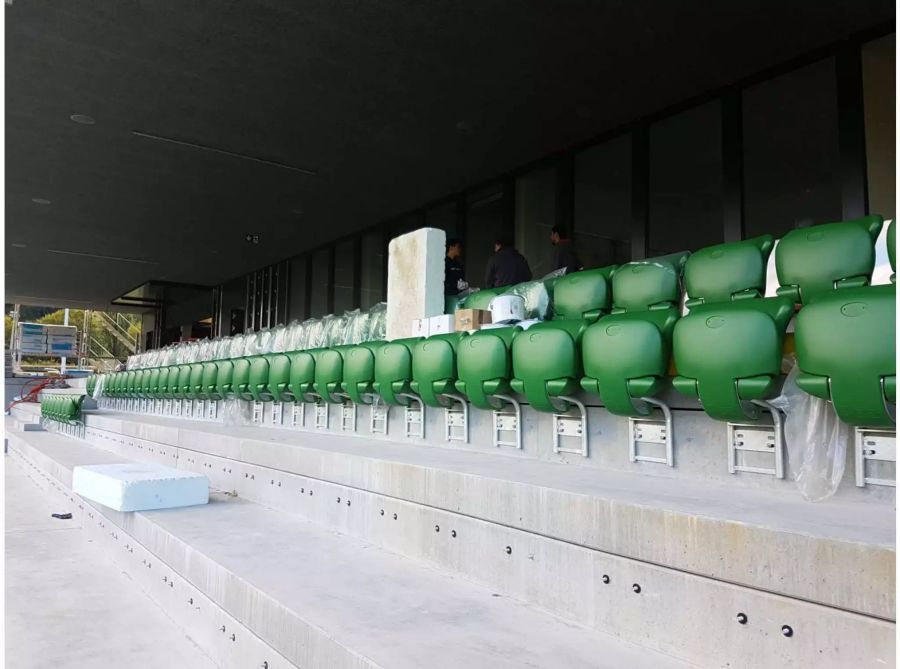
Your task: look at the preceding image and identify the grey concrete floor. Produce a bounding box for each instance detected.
[5,455,219,669]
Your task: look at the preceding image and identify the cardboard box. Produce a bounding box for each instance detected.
[455,308,492,332]
[427,314,456,335]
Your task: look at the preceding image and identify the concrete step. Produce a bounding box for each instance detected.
[6,424,695,669]
[20,403,891,621]
[8,414,896,668]
[5,455,219,669]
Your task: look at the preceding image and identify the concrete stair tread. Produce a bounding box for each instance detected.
[7,422,695,669]
[80,407,893,548]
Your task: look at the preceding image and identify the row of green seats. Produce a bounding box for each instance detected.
[41,394,85,424]
[96,216,895,429]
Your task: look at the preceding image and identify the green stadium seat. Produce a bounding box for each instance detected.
[231,358,254,401]
[201,362,222,400]
[673,236,792,422]
[214,361,235,399]
[265,353,294,402]
[784,217,895,427]
[341,341,387,405]
[411,333,468,408]
[581,252,688,417]
[373,338,421,406]
[248,355,272,402]
[188,363,206,401]
[314,346,354,403]
[551,266,616,321]
[288,350,318,401]
[776,216,883,302]
[510,320,586,413]
[455,327,520,410]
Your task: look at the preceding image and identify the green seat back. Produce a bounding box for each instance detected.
[288,351,317,400]
[173,364,192,399]
[247,355,271,402]
[581,252,689,416]
[673,237,791,422]
[776,216,883,303]
[455,327,519,410]
[215,361,235,399]
[511,320,585,413]
[462,286,511,311]
[552,266,616,321]
[188,363,205,400]
[373,338,419,405]
[315,347,353,404]
[342,342,386,404]
[265,353,293,402]
[412,333,467,408]
[201,362,220,399]
[231,358,253,400]
[795,284,895,427]
[149,368,162,397]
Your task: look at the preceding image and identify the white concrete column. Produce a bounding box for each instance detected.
[386,227,446,340]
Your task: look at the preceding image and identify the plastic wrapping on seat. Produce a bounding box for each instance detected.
[322,314,348,347]
[500,269,565,321]
[305,317,328,349]
[271,325,288,352]
[770,364,851,502]
[367,303,387,341]
[343,309,371,345]
[222,397,252,426]
[228,334,246,359]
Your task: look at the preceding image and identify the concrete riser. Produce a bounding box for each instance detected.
[97,395,896,500]
[72,413,894,621]
[15,422,892,668]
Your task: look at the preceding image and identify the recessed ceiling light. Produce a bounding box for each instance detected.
[455,121,472,132]
[290,207,304,216]
[70,114,96,125]
[31,198,51,205]
[11,243,27,248]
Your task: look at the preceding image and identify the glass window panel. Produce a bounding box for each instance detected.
[574,135,633,267]
[515,166,557,278]
[333,240,356,313]
[310,248,330,317]
[360,231,385,309]
[466,185,506,290]
[743,58,842,238]
[863,34,896,220]
[648,101,723,256]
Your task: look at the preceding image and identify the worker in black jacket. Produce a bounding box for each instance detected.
[484,237,532,288]
[444,238,468,295]
[550,225,583,274]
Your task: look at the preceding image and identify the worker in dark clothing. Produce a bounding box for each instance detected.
[484,237,532,288]
[550,225,583,274]
[444,238,468,295]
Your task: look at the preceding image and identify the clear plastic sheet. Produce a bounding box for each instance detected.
[770,364,851,502]
[322,314,348,347]
[271,325,288,352]
[366,302,387,341]
[92,374,104,400]
[305,317,328,349]
[222,398,252,426]
[343,309,371,345]
[499,269,565,321]
[256,328,275,354]
[229,334,247,359]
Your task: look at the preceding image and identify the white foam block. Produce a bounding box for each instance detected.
[72,463,209,512]
[386,227,446,340]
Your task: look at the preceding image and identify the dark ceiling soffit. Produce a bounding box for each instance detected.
[131,130,318,176]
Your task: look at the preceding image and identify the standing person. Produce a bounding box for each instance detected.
[550,225,583,274]
[444,238,468,295]
[484,237,532,288]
